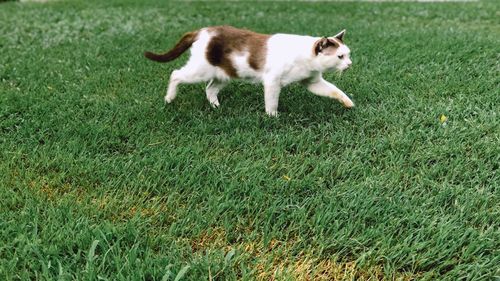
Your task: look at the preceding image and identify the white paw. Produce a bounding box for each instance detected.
[209,99,220,108]
[164,95,174,104]
[342,98,354,108]
[266,110,279,117]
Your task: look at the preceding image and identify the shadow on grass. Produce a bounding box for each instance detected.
[157,83,358,134]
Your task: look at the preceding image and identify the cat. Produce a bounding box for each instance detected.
[144,25,353,116]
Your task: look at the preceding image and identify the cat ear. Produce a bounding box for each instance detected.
[334,29,346,42]
[314,37,330,55]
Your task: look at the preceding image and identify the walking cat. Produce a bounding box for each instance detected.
[145,26,353,116]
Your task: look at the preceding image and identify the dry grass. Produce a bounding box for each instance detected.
[1,0,498,279]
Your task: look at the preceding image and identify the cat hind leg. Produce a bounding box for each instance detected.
[205,79,227,108]
[165,62,215,104]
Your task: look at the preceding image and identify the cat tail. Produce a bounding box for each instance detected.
[144,31,199,63]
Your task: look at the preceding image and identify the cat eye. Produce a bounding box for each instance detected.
[338,55,344,59]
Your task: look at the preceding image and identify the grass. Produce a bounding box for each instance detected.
[0,0,499,280]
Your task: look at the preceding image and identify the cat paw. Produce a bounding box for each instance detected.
[266,110,279,117]
[342,98,354,108]
[164,95,174,104]
[209,100,220,108]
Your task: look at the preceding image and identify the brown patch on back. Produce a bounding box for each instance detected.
[248,35,269,71]
[206,26,270,77]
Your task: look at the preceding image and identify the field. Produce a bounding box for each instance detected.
[1,0,499,280]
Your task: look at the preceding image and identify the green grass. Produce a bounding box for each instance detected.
[1,0,499,280]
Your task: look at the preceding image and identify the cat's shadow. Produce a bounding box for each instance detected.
[163,83,356,134]
[226,84,353,122]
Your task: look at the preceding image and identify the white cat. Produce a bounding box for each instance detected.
[145,25,353,116]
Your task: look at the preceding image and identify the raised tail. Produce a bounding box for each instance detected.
[144,30,199,63]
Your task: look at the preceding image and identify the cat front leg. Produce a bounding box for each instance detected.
[263,79,281,117]
[306,77,354,108]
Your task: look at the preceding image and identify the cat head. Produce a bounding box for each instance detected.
[314,30,351,71]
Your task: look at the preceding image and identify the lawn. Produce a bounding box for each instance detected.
[0,0,499,280]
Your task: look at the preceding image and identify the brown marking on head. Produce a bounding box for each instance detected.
[206,26,270,77]
[313,37,340,56]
